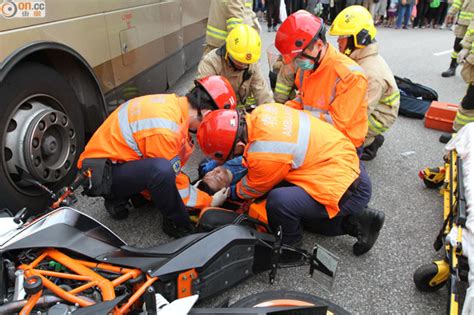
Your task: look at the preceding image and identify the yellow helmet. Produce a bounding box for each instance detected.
[329,5,377,49]
[226,24,261,64]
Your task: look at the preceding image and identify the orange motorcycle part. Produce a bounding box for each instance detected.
[177,269,198,298]
[18,248,157,313]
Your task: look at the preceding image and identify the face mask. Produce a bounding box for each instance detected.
[295,58,315,71]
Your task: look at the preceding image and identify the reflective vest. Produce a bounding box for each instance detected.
[236,103,360,218]
[206,0,259,49]
[77,95,212,209]
[287,44,368,148]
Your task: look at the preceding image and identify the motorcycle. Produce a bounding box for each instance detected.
[0,172,347,314]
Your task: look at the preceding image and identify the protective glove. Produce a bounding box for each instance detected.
[457,48,469,64]
[211,187,229,207]
[198,159,218,178]
[192,180,202,189]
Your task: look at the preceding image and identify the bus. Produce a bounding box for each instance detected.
[0,0,210,212]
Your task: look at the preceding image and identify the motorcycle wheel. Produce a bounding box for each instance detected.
[230,290,350,315]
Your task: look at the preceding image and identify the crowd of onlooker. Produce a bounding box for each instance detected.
[254,0,455,31]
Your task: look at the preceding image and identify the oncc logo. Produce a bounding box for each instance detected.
[0,1,45,18]
[1,1,17,18]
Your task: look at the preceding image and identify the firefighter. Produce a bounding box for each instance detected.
[329,6,400,161]
[77,76,236,238]
[454,17,474,130]
[197,104,385,255]
[275,11,369,152]
[204,0,261,55]
[198,24,273,109]
[441,0,474,77]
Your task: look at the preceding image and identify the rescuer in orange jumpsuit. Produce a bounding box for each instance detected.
[78,76,237,238]
[197,104,385,256]
[275,11,369,152]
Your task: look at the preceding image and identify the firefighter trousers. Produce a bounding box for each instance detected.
[109,158,190,226]
[265,163,372,244]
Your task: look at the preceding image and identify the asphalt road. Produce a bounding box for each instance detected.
[76,26,466,314]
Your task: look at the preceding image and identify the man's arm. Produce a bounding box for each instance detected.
[250,66,274,105]
[366,76,385,116]
[142,134,212,208]
[327,73,368,130]
[274,64,296,104]
[197,53,220,79]
[232,159,291,200]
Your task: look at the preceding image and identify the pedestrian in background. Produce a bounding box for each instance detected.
[396,0,415,28]
[386,0,398,27]
[413,0,429,27]
[254,0,266,21]
[264,0,281,31]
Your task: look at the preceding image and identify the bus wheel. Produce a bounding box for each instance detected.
[0,62,85,214]
[230,290,350,315]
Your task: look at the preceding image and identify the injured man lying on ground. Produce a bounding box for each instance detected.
[197,156,247,196]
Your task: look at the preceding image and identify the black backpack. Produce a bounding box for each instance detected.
[395,76,439,119]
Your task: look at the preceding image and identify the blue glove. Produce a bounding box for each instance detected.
[198,159,218,178]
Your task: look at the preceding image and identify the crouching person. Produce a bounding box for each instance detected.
[197,103,385,255]
[77,76,235,238]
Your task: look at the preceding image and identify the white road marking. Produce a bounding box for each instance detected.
[433,49,453,56]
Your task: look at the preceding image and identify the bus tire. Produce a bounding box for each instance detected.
[0,62,85,214]
[230,290,350,315]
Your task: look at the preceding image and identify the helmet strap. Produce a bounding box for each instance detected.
[301,48,322,71]
[226,110,247,161]
[343,36,357,56]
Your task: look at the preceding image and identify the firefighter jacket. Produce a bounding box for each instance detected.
[235,103,360,218]
[454,18,474,130]
[77,95,212,209]
[206,0,260,50]
[286,44,369,148]
[350,43,400,143]
[197,47,274,106]
[449,0,474,27]
[462,17,474,66]
[274,59,297,104]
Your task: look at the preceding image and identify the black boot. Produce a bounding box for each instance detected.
[343,207,385,256]
[361,135,385,161]
[104,198,133,220]
[441,58,458,77]
[162,217,196,239]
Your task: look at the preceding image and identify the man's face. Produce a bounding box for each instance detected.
[337,36,349,54]
[202,166,232,192]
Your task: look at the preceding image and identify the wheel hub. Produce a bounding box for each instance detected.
[5,99,77,187]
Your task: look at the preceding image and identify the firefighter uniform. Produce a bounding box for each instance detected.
[204,0,261,55]
[78,95,212,225]
[350,43,400,146]
[286,44,369,149]
[454,18,474,130]
[442,0,474,76]
[212,104,372,245]
[197,47,274,107]
[273,59,297,104]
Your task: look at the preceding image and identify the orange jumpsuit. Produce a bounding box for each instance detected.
[78,94,212,209]
[286,44,369,148]
[235,103,360,218]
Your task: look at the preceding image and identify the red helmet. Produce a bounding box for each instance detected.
[197,109,240,163]
[195,75,238,110]
[275,11,325,64]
